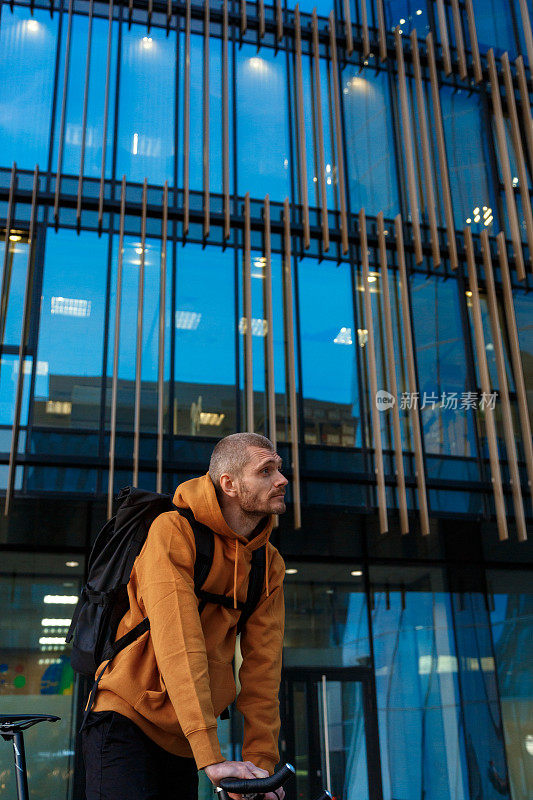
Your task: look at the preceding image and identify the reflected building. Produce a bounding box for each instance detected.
[0,1,532,799]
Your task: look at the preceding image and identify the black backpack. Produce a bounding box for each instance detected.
[66,486,266,727]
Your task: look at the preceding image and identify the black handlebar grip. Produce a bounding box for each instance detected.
[218,763,295,794]
[313,792,333,800]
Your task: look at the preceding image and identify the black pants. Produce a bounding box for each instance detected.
[82,711,199,800]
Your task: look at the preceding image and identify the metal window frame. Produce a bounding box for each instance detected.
[312,10,329,253]
[360,209,388,534]
[0,164,17,346]
[183,0,191,236]
[53,0,74,223]
[5,167,39,517]
[76,0,95,227]
[98,0,115,230]
[282,198,301,530]
[203,0,210,239]
[157,181,168,494]
[481,229,527,541]
[464,225,508,541]
[394,27,423,265]
[328,11,348,255]
[496,231,533,511]
[133,178,148,487]
[294,5,310,250]
[377,211,409,534]
[395,214,430,535]
[223,0,230,240]
[243,192,254,432]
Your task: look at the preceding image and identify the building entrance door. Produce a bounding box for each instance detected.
[280,667,382,800]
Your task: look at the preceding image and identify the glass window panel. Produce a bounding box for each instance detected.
[439,86,496,234]
[383,1,431,37]
[514,292,533,428]
[411,274,477,457]
[2,234,30,347]
[283,562,370,667]
[0,552,84,800]
[115,23,176,185]
[236,46,291,202]
[173,243,236,437]
[298,258,361,448]
[0,7,58,170]
[0,354,31,427]
[237,248,288,442]
[33,229,109,436]
[371,565,469,800]
[51,12,118,179]
[471,0,519,59]
[180,31,230,197]
[342,66,400,219]
[105,234,171,444]
[488,570,533,800]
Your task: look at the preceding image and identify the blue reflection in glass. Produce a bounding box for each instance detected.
[439,86,495,233]
[383,1,430,36]
[342,67,400,219]
[472,0,518,58]
[34,228,109,430]
[116,24,176,185]
[298,258,360,447]
[0,7,58,170]
[52,13,118,178]
[410,275,477,457]
[237,46,291,201]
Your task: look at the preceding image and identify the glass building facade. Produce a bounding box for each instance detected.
[0,0,532,799]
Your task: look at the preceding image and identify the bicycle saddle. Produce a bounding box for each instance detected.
[0,715,60,735]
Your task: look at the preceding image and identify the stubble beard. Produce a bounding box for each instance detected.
[237,479,282,517]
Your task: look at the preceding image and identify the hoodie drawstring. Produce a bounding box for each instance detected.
[265,547,270,598]
[233,539,239,609]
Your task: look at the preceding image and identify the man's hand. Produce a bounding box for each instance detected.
[203,760,286,800]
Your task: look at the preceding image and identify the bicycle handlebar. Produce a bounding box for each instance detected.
[217,763,295,796]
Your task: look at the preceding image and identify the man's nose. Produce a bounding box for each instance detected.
[275,471,288,487]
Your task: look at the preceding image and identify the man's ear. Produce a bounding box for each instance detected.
[219,473,237,498]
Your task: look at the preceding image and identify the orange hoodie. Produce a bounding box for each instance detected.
[91,473,285,773]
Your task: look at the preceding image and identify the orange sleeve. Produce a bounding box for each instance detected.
[237,548,285,774]
[135,511,224,770]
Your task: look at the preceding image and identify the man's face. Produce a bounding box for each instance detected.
[234,447,288,516]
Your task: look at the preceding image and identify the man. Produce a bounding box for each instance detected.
[82,433,287,800]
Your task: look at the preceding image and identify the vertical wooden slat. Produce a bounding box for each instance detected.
[360,0,370,59]
[5,166,39,517]
[0,164,17,345]
[376,0,387,62]
[360,209,388,534]
[263,196,276,449]
[395,27,423,265]
[487,49,525,282]
[450,0,467,79]
[107,175,127,519]
[464,226,508,541]
[283,199,301,529]
[258,0,265,40]
[501,53,533,275]
[183,0,191,236]
[426,32,458,270]
[343,0,353,56]
[377,212,409,534]
[167,0,172,27]
[243,192,254,432]
[464,0,483,83]
[481,230,527,541]
[133,179,148,487]
[410,31,440,268]
[312,10,329,253]
[395,215,430,535]
[77,0,94,226]
[328,11,348,255]
[54,0,74,222]
[276,0,283,44]
[147,0,153,32]
[241,0,247,36]
[517,0,533,76]
[435,0,452,75]
[203,0,210,239]
[98,0,114,230]
[157,182,168,495]
[294,5,310,250]
[497,232,533,510]
[222,0,230,240]
[515,57,533,196]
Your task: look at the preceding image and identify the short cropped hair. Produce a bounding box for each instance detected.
[209,433,275,495]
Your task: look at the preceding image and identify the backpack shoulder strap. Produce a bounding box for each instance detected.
[174,507,214,596]
[237,545,266,635]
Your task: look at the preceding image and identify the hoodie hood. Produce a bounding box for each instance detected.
[173,473,274,604]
